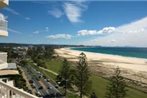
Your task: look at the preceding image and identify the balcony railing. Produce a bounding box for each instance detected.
[0,81,38,98]
[0,19,8,36]
[0,52,7,63]
[0,20,7,31]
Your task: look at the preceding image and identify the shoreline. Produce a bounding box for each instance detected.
[55,47,147,86]
[55,47,147,73]
[70,47,147,59]
[55,47,147,63]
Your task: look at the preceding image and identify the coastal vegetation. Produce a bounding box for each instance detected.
[75,52,92,98]
[57,59,71,96]
[17,46,147,98]
[105,67,127,98]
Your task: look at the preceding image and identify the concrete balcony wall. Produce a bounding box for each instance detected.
[0,52,7,64]
[0,81,38,98]
[0,13,8,36]
[0,0,9,8]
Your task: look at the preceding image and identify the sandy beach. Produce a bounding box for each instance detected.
[55,48,147,84]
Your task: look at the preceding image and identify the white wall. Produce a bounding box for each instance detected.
[0,52,7,63]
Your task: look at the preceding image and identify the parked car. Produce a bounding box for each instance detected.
[38,86,43,90]
[29,80,33,83]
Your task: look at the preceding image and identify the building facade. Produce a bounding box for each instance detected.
[0,1,38,98]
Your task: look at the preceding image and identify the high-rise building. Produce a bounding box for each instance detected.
[0,0,17,76]
[0,1,38,98]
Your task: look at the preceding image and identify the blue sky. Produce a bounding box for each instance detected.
[0,1,147,47]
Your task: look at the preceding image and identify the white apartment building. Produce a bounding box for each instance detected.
[0,13,18,75]
[0,0,9,70]
[0,0,38,98]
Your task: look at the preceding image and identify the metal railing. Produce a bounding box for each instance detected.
[0,81,38,98]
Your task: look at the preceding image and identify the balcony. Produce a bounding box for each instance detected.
[0,81,38,98]
[0,13,8,36]
[0,0,9,8]
[0,52,7,64]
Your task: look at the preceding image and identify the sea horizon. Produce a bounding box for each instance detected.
[71,46,147,59]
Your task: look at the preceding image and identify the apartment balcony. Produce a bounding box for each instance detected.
[0,52,7,64]
[0,81,38,98]
[0,0,9,8]
[0,13,8,36]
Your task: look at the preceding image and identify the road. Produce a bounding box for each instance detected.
[22,64,64,98]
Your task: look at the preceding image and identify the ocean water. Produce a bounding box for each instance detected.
[71,47,147,59]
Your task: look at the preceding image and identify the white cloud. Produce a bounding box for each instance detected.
[111,39,116,43]
[4,7,20,16]
[8,28,22,34]
[33,27,49,34]
[25,17,31,20]
[82,17,147,47]
[47,34,72,40]
[99,27,116,34]
[78,30,97,36]
[48,8,63,18]
[116,17,147,34]
[33,31,39,34]
[63,2,87,23]
[78,27,116,36]
[4,7,31,20]
[45,27,49,32]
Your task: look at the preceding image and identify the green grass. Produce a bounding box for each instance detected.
[45,59,63,73]
[39,68,56,80]
[126,88,147,98]
[90,75,108,97]
[67,92,79,98]
[90,75,147,98]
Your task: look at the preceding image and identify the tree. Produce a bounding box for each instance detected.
[75,52,91,98]
[59,59,70,97]
[105,67,127,98]
[59,59,70,80]
[19,59,27,66]
[91,92,97,98]
[37,59,46,68]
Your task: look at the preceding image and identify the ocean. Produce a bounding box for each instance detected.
[71,47,147,59]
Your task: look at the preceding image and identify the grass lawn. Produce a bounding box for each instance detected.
[67,92,79,98]
[45,58,63,73]
[39,68,56,80]
[90,75,147,98]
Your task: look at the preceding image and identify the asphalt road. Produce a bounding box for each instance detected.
[22,64,64,98]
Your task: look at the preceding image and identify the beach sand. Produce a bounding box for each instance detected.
[55,48,147,85]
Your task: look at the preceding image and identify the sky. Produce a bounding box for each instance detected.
[0,0,147,47]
